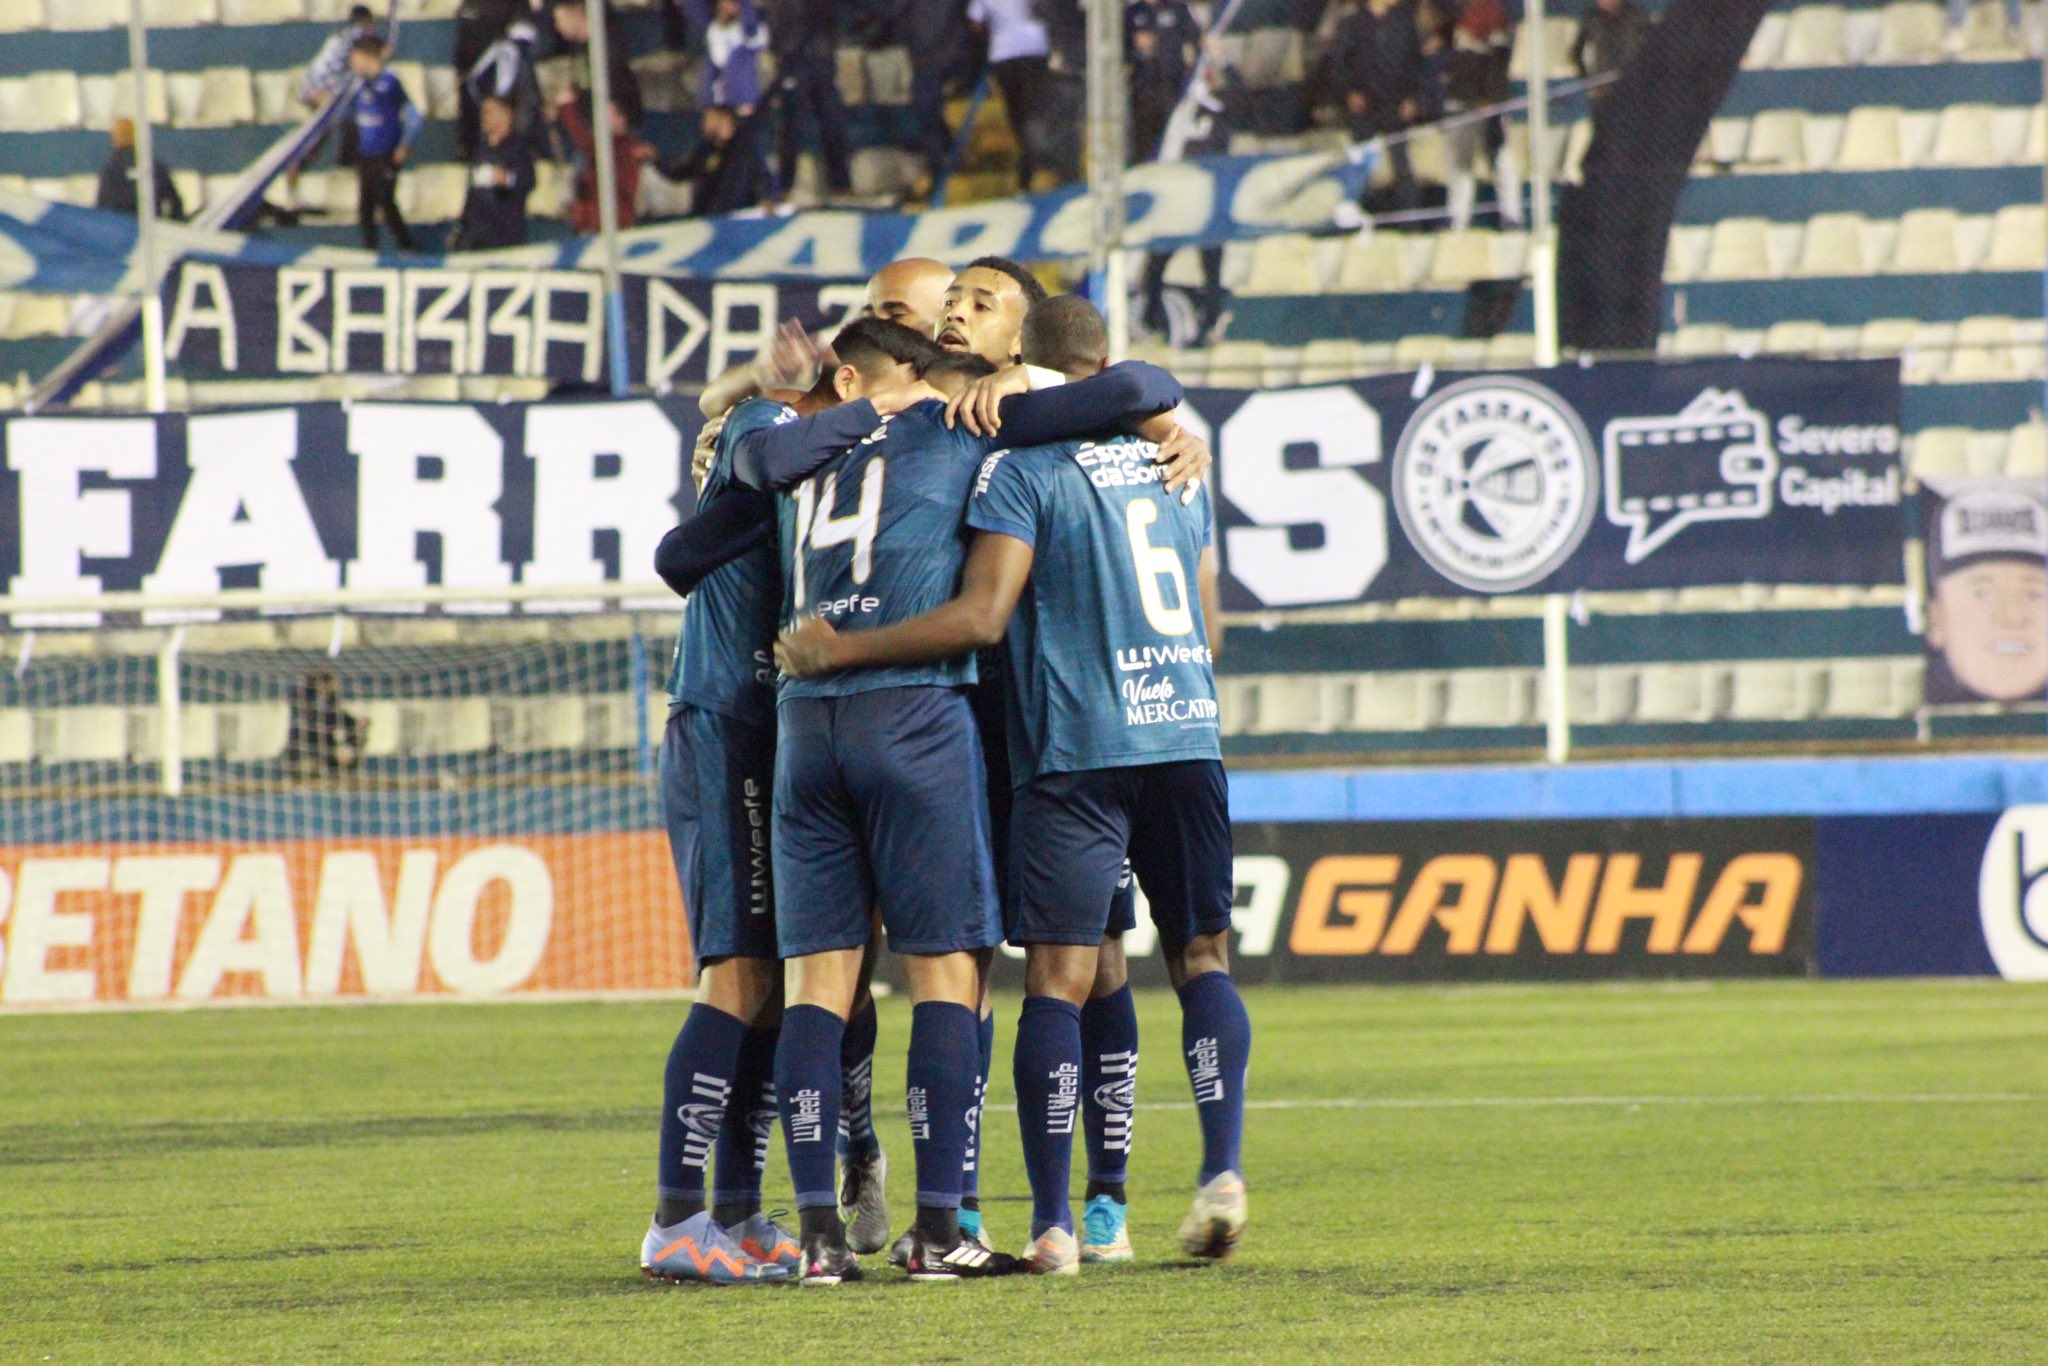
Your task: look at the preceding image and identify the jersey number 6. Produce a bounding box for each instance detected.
[1126,496,1195,637]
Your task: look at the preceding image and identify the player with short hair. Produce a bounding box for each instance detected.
[776,296,1252,1274]
[937,256,1047,366]
[864,257,955,336]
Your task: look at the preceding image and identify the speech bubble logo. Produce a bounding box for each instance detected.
[1603,388,1778,564]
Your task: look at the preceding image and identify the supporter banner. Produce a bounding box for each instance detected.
[0,151,1367,294]
[1195,358,1906,609]
[1917,477,2048,706]
[0,833,688,1007]
[160,261,867,388]
[1079,817,1817,987]
[0,398,709,620]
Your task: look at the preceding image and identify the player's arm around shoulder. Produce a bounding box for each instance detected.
[775,532,1037,678]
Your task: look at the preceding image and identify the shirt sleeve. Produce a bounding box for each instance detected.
[965,450,1042,548]
[990,361,1183,449]
[733,399,881,490]
[654,485,775,596]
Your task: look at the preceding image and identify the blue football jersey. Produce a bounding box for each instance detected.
[666,397,790,726]
[776,400,990,700]
[967,434,1220,781]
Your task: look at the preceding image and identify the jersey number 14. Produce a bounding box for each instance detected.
[790,457,885,611]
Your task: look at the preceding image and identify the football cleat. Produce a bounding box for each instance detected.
[641,1213,789,1285]
[729,1211,801,1273]
[1018,1226,1080,1276]
[797,1234,864,1287]
[904,1228,1017,1281]
[957,1206,995,1253]
[1177,1171,1248,1261]
[838,1151,891,1255]
[888,1228,916,1270]
[1079,1194,1134,1264]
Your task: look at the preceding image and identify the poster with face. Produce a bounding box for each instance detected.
[1921,478,2048,705]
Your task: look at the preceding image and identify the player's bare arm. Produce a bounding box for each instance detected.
[776,533,1036,678]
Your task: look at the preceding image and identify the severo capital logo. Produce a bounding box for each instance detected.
[1978,806,2048,980]
[1393,378,1599,592]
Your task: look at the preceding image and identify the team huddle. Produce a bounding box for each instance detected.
[640,254,1252,1284]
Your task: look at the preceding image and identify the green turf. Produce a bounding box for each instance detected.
[3,980,2046,1363]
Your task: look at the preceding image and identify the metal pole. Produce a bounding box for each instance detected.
[1527,0,1559,368]
[1086,0,1129,360]
[159,628,183,797]
[1542,592,1570,763]
[586,0,629,396]
[127,0,167,412]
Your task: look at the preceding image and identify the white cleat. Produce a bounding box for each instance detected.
[838,1151,891,1256]
[1177,1171,1248,1261]
[1019,1226,1081,1276]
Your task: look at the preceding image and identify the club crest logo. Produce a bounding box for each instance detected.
[1093,1076,1137,1114]
[1393,378,1599,592]
[1979,806,2048,980]
[676,1102,725,1139]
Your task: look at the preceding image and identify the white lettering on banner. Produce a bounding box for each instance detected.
[1774,415,1900,458]
[343,404,513,609]
[719,216,866,281]
[524,402,682,612]
[471,270,535,377]
[141,409,341,620]
[1220,387,1388,607]
[645,277,711,389]
[1779,466,1901,516]
[1039,160,1214,256]
[1229,153,1349,232]
[0,858,105,1003]
[176,853,303,1000]
[710,282,776,380]
[426,845,553,994]
[896,198,1033,266]
[403,268,471,374]
[277,267,328,372]
[164,261,237,370]
[6,416,156,627]
[331,268,401,374]
[533,270,604,384]
[116,855,221,1001]
[304,850,438,996]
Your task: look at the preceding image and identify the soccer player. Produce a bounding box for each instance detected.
[775,296,1253,1274]
[637,385,834,1285]
[738,318,1189,1283]
[938,255,1042,366]
[863,257,955,336]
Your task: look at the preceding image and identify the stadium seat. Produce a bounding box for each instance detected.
[1238,234,1325,296]
[47,0,126,27]
[1662,225,1710,282]
[1950,0,2027,55]
[1482,333,1536,369]
[1741,109,1807,170]
[1426,230,1503,287]
[1743,14,1788,68]
[1763,320,1828,355]
[2006,422,2048,475]
[1258,345,1303,388]
[1887,208,1960,272]
[144,0,220,21]
[1442,670,1535,728]
[1727,662,1824,721]
[1982,204,2048,271]
[1245,677,1328,735]
[1870,0,1945,61]
[1908,427,1972,480]
[1904,321,1956,383]
[41,708,132,764]
[1339,673,1444,732]
[218,704,292,762]
[1214,677,1255,737]
[1699,217,1775,280]
[1834,106,1905,170]
[86,70,171,128]
[252,71,303,125]
[1944,316,2021,383]
[220,0,306,19]
[1789,212,1868,277]
[0,709,32,765]
[2025,104,2047,162]
[1964,428,2014,475]
[1297,338,1378,384]
[1333,232,1417,292]
[411,164,470,222]
[1800,114,1848,168]
[1927,103,2001,167]
[1666,323,1732,358]
[1700,117,1750,167]
[1393,334,1454,370]
[425,65,462,121]
[500,697,586,753]
[1241,27,1305,85]
[1777,6,1847,65]
[1559,668,1637,726]
[1632,664,1725,723]
[2,294,71,340]
[1203,341,1270,388]
[1821,660,1911,719]
[0,0,45,31]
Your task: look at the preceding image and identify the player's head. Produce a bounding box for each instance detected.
[939,256,1045,366]
[1928,487,2048,701]
[863,257,954,338]
[347,33,385,75]
[347,3,373,23]
[814,317,942,405]
[1020,295,1111,380]
[922,351,998,399]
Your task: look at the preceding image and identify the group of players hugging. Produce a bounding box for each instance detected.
[639,252,1253,1285]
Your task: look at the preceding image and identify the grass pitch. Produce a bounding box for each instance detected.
[3,979,2045,1363]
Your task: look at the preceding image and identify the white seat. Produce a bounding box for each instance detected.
[1743,13,1788,67]
[1699,217,1774,280]
[1951,0,2028,55]
[252,71,301,124]
[1426,229,1503,287]
[1944,316,2023,383]
[1,293,72,340]
[1727,663,1823,721]
[1790,212,1868,277]
[42,707,132,763]
[1927,103,2000,167]
[1889,208,1961,272]
[411,164,469,222]
[0,0,46,31]
[0,709,32,764]
[1742,109,1806,169]
[2005,422,2048,475]
[220,0,306,18]
[420,700,492,755]
[29,73,83,131]
[1238,234,1324,295]
[425,64,463,120]
[1333,233,1415,292]
[1822,660,1910,719]
[1778,5,1847,65]
[1763,320,1827,355]
[1338,673,1444,732]
[1982,204,2048,271]
[1393,334,1454,369]
[1214,678,1255,737]
[1663,225,1711,282]
[143,0,219,21]
[218,704,292,762]
[1870,0,1945,61]
[1482,333,1536,369]
[1834,106,1904,170]
[47,0,127,26]
[1667,323,1732,358]
[1632,664,1725,724]
[1296,338,1377,384]
[1442,671,1534,729]
[501,697,586,753]
[1245,677,1327,735]
[1202,341,1269,388]
[1701,116,1749,167]
[1558,669,1637,726]
[1800,114,1848,168]
[1909,427,1973,480]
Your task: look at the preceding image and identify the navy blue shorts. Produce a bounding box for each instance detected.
[1007,760,1233,950]
[660,704,777,968]
[773,687,1002,958]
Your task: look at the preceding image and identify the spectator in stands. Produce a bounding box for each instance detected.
[454,96,536,249]
[95,119,185,222]
[765,0,853,201]
[968,0,1057,192]
[287,4,379,212]
[662,104,776,216]
[455,0,528,159]
[1571,0,1650,88]
[905,0,978,191]
[286,669,366,777]
[686,0,770,116]
[1945,0,2032,55]
[1127,0,1201,164]
[550,0,645,126]
[556,89,653,231]
[1444,0,1520,230]
[346,36,424,251]
[1140,51,1239,341]
[1924,486,2048,704]
[466,19,547,146]
[1334,0,1423,214]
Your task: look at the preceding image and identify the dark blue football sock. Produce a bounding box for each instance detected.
[839,997,881,1164]
[1081,983,1139,1193]
[711,1024,777,1225]
[774,1005,845,1214]
[1178,971,1252,1185]
[907,1000,980,1229]
[656,1003,747,1226]
[959,1005,996,1207]
[1014,995,1084,1238]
